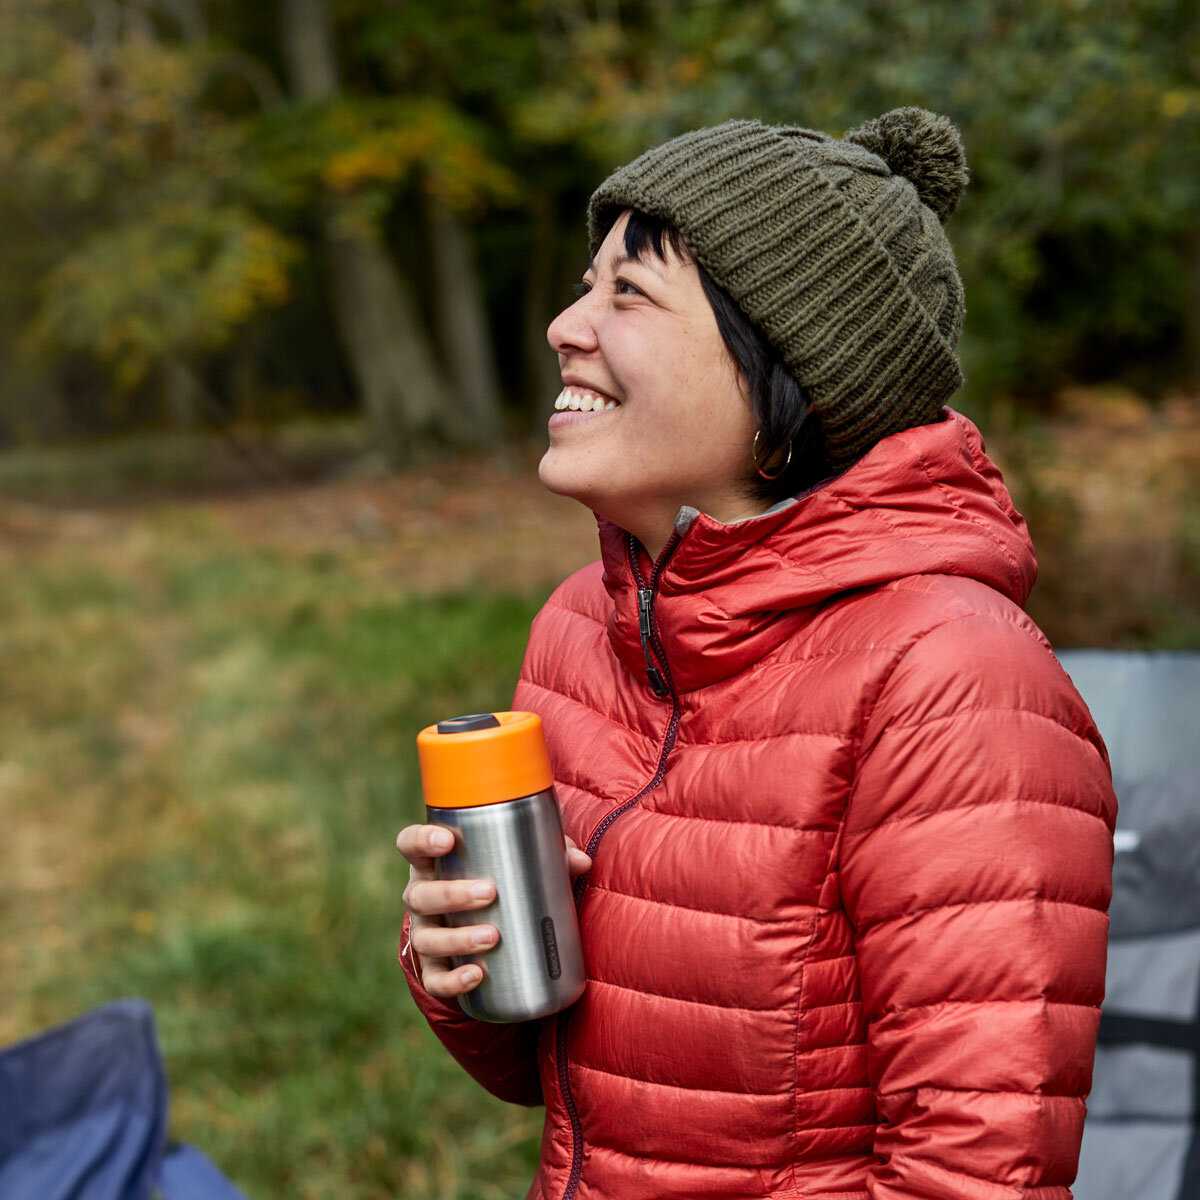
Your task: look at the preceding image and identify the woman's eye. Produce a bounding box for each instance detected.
[570,278,640,300]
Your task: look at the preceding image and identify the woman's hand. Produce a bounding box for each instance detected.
[397,823,592,1000]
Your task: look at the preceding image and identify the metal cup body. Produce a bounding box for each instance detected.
[428,788,586,1022]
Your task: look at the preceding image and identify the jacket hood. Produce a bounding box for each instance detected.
[598,409,1037,693]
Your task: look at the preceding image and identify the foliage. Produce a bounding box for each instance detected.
[29,205,296,389]
[503,0,1200,398]
[993,388,1200,648]
[0,0,1196,432]
[0,0,519,410]
[0,2,296,388]
[254,96,521,237]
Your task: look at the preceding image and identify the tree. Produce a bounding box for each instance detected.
[0,0,1194,449]
[0,0,298,430]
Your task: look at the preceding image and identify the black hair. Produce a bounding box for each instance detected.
[613,209,832,502]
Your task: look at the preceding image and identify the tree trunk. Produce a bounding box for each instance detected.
[279,0,453,461]
[427,194,504,446]
[280,0,337,97]
[1186,227,1200,389]
[322,207,446,447]
[523,193,563,434]
[162,357,204,430]
[228,323,267,424]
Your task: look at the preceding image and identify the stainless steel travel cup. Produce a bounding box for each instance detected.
[416,711,586,1023]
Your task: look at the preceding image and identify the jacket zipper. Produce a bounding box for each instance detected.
[637,588,670,697]
[556,531,682,1200]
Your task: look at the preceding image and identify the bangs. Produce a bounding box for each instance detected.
[619,210,690,265]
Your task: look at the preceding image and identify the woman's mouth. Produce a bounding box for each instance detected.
[554,386,621,412]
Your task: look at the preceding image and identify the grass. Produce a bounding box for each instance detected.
[0,507,552,1199]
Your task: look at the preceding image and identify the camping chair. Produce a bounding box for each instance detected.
[0,997,248,1200]
[1060,651,1200,1200]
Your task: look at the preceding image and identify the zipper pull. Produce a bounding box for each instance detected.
[637,587,670,698]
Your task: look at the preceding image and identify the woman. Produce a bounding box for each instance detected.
[398,108,1117,1199]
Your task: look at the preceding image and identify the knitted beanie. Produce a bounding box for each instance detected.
[587,108,969,468]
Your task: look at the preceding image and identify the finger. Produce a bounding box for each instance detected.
[412,922,499,960]
[403,877,496,917]
[423,959,486,999]
[396,824,456,868]
[566,845,592,877]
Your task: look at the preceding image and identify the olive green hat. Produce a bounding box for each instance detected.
[587,108,970,468]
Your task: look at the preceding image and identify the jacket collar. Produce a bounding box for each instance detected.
[597,410,1037,694]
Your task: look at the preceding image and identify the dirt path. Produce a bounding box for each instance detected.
[0,447,602,594]
[2,391,1198,644]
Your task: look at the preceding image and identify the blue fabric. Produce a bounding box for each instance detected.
[159,1143,250,1200]
[0,998,248,1200]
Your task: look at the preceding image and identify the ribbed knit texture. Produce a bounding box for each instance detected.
[587,110,969,468]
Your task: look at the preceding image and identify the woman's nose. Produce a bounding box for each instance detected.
[547,293,599,356]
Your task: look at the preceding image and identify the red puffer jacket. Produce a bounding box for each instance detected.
[403,410,1117,1200]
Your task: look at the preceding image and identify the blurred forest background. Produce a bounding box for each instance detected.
[1,1,1198,1198]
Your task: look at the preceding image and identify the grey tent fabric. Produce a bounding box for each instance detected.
[1059,651,1200,1200]
[1058,651,1200,792]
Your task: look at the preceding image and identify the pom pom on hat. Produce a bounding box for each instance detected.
[844,107,969,223]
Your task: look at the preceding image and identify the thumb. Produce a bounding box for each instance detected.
[564,836,592,878]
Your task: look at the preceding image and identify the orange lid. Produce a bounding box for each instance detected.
[417,711,553,809]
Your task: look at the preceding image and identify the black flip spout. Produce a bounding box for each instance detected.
[437,713,502,734]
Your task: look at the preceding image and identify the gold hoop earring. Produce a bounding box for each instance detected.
[753,431,792,481]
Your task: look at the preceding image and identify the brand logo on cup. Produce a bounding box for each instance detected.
[541,917,561,979]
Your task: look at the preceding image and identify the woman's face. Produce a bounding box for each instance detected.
[540,210,763,555]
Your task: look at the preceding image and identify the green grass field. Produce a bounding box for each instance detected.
[0,497,557,1199]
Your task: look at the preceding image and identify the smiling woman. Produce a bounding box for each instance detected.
[398,108,1117,1200]
[539,210,764,557]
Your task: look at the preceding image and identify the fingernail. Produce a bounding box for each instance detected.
[430,830,453,851]
[470,882,493,901]
[472,928,495,946]
[463,966,482,984]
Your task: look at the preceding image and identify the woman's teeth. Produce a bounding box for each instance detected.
[555,388,620,412]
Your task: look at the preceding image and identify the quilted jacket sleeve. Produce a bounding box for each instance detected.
[840,606,1116,1200]
[400,912,544,1107]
